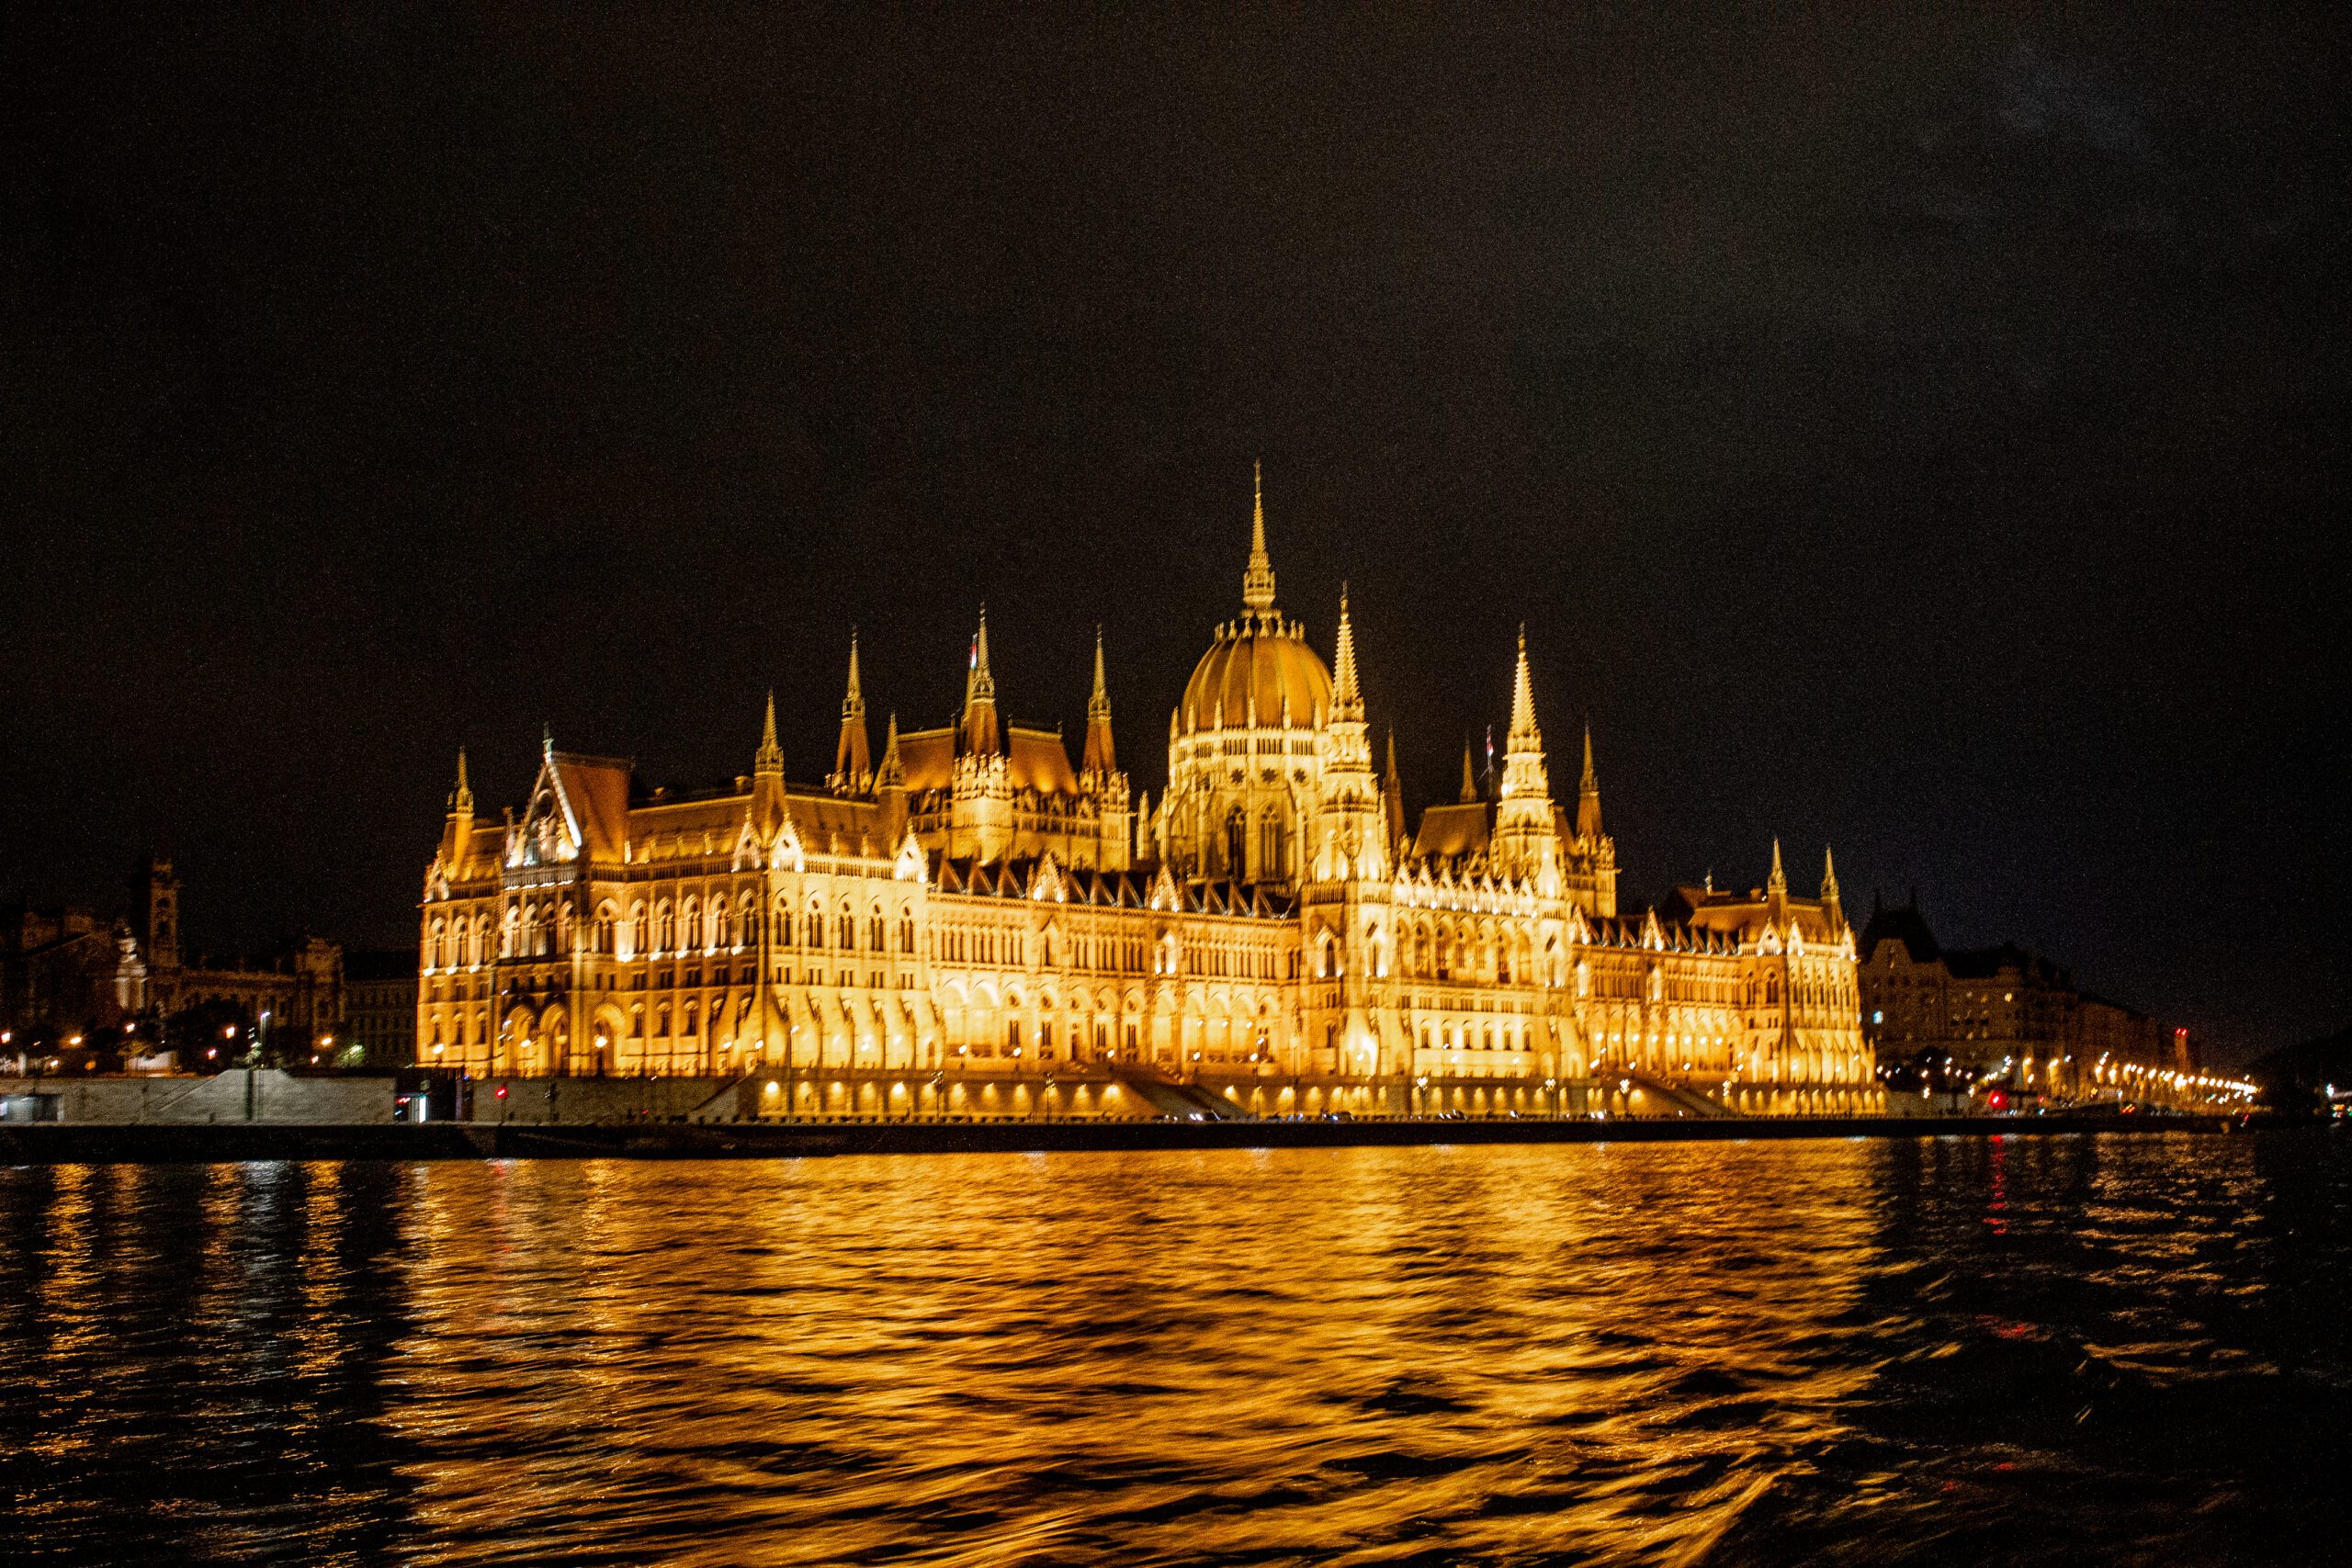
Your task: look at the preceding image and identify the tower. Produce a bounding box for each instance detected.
[831,633,871,794]
[1303,586,1396,1077]
[1079,627,1133,872]
[876,712,909,845]
[1080,627,1115,781]
[959,606,1001,759]
[951,607,1012,861]
[437,749,477,875]
[140,856,181,974]
[749,690,794,849]
[1820,845,1843,932]
[1382,729,1406,855]
[1491,628,1561,887]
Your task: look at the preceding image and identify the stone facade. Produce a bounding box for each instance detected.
[420,477,1879,1115]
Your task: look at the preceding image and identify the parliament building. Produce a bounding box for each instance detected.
[418,475,1877,1118]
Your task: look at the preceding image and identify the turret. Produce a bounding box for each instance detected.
[751,691,791,843]
[1820,845,1843,931]
[876,712,907,843]
[1081,626,1116,780]
[959,606,1002,758]
[440,749,477,871]
[831,633,871,794]
[1312,587,1384,881]
[1492,628,1560,884]
[1382,729,1405,853]
[1767,836,1789,921]
[1459,739,1478,804]
[1576,724,1604,841]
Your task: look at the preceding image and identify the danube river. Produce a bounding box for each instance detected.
[3,1134,2343,1565]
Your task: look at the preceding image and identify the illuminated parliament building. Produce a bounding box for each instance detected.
[419,475,1877,1117]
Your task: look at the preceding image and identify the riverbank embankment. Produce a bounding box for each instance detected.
[0,1112,2245,1164]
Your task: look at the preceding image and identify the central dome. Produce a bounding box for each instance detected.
[1181,615,1333,733]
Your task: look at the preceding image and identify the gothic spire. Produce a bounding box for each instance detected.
[1241,460,1277,614]
[1330,583,1363,721]
[755,690,783,776]
[1459,738,1478,804]
[1768,837,1788,897]
[1821,845,1843,925]
[960,605,1001,757]
[1082,626,1117,777]
[1575,722,1604,840]
[833,632,871,789]
[449,747,473,815]
[1508,626,1542,751]
[876,711,904,788]
[1383,728,1406,849]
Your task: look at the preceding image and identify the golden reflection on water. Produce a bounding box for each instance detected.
[2,1134,2340,1567]
[379,1144,1884,1566]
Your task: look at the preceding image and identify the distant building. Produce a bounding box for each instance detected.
[1,862,345,1060]
[343,951,419,1066]
[1858,894,2187,1100]
[134,860,344,1044]
[0,906,147,1044]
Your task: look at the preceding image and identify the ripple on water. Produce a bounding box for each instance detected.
[0,1134,2346,1565]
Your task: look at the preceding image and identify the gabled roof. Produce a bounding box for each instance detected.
[549,752,632,861]
[1411,802,1491,861]
[895,725,1082,796]
[1859,904,1939,964]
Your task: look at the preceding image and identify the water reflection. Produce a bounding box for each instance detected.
[1,1134,2344,1565]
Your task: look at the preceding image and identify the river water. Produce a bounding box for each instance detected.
[1,1134,2344,1565]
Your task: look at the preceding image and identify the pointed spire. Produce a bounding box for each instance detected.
[1768,837,1788,897]
[1460,738,1478,804]
[1508,626,1543,750]
[756,690,783,775]
[967,604,995,700]
[450,748,473,815]
[1820,845,1842,923]
[1082,626,1117,778]
[876,712,904,788]
[833,632,871,789]
[1241,460,1277,614]
[1383,729,1405,849]
[1330,583,1363,721]
[1575,721,1603,840]
[960,605,1001,757]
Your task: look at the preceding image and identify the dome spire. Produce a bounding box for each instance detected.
[1241,459,1277,614]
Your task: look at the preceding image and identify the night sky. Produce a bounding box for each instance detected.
[6,8,2345,1060]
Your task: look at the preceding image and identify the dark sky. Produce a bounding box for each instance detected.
[6,7,2346,1060]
